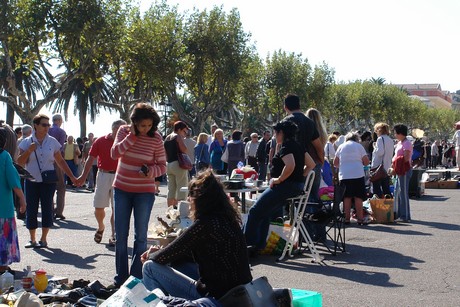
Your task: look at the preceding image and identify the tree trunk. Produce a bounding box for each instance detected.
[5,102,15,127]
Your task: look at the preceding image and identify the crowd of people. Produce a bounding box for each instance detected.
[1,94,460,304]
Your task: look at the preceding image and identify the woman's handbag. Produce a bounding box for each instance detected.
[219,276,278,307]
[369,163,387,182]
[176,139,193,170]
[370,137,388,182]
[34,151,58,183]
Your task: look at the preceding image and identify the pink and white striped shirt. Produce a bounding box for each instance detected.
[111,125,167,193]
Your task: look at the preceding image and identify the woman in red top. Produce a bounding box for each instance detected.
[110,103,167,287]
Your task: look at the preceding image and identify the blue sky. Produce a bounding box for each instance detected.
[2,0,459,135]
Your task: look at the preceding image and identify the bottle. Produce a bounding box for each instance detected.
[33,269,48,293]
[0,271,14,293]
[21,266,33,291]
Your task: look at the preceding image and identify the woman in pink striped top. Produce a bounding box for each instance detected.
[110,102,167,287]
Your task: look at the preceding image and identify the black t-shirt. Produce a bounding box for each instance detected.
[284,112,321,163]
[270,139,304,183]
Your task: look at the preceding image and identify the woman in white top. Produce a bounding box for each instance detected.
[371,123,394,197]
[334,132,370,224]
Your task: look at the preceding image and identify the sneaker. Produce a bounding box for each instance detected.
[273,288,292,307]
[394,218,409,223]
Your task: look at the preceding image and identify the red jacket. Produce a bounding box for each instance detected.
[393,155,411,176]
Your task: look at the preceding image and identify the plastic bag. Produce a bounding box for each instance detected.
[100,276,164,307]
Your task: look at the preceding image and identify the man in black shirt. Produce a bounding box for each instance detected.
[256,130,271,181]
[283,94,324,201]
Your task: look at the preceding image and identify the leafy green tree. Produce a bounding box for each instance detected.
[180,6,252,133]
[265,50,311,122]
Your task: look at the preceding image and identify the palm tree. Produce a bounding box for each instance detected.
[0,52,50,125]
[52,74,115,137]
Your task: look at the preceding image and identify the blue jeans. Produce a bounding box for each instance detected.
[113,188,155,286]
[395,169,412,220]
[244,181,304,249]
[24,180,56,229]
[65,160,77,184]
[143,261,201,300]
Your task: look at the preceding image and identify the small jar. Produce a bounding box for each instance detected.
[33,269,48,293]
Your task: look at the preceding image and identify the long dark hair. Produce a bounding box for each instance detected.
[130,103,161,137]
[188,169,242,225]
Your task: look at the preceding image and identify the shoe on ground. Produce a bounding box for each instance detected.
[25,241,39,248]
[394,218,410,223]
[273,288,292,307]
[54,214,66,220]
[108,236,116,247]
[37,241,48,248]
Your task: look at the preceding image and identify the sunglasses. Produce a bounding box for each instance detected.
[39,123,51,127]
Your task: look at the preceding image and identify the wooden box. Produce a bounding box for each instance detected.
[438,180,458,189]
[423,181,439,189]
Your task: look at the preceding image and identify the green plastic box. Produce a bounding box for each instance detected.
[291,288,322,307]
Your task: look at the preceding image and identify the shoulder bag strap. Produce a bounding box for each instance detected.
[33,150,43,173]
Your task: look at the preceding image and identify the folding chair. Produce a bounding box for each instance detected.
[304,182,346,255]
[278,171,323,263]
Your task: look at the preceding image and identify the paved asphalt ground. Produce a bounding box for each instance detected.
[10,184,460,306]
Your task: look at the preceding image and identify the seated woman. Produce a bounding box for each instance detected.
[244,120,315,253]
[141,169,252,300]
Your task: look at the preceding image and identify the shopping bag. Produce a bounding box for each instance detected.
[100,276,164,307]
[261,222,298,255]
[219,276,277,307]
[369,196,394,223]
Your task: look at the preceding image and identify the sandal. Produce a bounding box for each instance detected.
[25,241,39,248]
[108,236,116,247]
[94,229,104,244]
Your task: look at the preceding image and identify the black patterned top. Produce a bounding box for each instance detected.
[149,214,252,299]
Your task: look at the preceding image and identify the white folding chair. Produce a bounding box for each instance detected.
[278,171,323,263]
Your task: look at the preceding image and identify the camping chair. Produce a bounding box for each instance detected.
[303,182,346,255]
[278,171,323,263]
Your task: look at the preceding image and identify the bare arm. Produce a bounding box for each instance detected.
[312,138,325,164]
[17,142,37,166]
[303,152,316,176]
[54,151,77,184]
[76,156,96,186]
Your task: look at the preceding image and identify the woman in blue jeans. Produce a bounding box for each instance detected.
[110,103,167,287]
[141,170,252,300]
[392,124,413,222]
[244,120,315,253]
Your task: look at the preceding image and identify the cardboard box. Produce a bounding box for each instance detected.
[438,180,458,189]
[147,235,175,247]
[423,181,439,189]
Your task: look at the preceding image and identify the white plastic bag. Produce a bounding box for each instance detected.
[101,276,165,307]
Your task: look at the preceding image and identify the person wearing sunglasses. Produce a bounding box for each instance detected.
[17,114,78,249]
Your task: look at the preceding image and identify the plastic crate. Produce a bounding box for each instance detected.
[292,288,322,307]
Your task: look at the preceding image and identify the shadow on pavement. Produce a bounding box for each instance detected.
[52,219,95,231]
[416,194,450,202]
[252,242,423,287]
[33,248,111,270]
[408,219,460,231]
[359,224,432,236]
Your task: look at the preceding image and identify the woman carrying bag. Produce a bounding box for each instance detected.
[164,121,190,208]
[371,123,394,198]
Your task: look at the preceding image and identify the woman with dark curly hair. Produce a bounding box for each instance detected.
[244,120,315,252]
[141,169,252,300]
[110,102,167,287]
